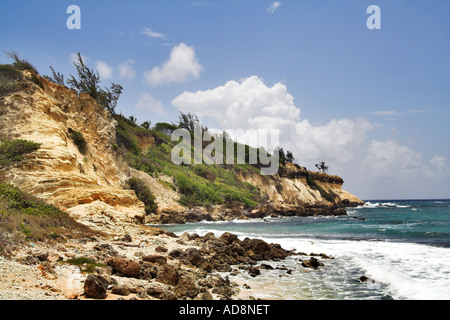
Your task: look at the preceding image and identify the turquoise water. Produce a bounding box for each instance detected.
[155,200,450,300]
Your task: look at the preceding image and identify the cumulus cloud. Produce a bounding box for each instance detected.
[429,155,447,172]
[141,27,166,39]
[95,60,113,79]
[267,1,281,14]
[361,139,449,180]
[172,75,374,163]
[135,93,166,115]
[363,139,423,176]
[293,117,374,163]
[144,43,203,86]
[118,59,136,80]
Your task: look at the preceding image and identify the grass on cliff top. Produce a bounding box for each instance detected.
[113,114,262,208]
[0,182,98,257]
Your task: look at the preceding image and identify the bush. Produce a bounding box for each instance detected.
[126,177,157,215]
[116,127,140,155]
[174,173,222,207]
[0,182,97,256]
[3,50,39,74]
[306,174,335,203]
[61,257,106,273]
[68,128,87,154]
[0,139,41,168]
[153,122,178,135]
[0,64,23,96]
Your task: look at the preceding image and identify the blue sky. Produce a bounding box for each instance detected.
[1,0,449,199]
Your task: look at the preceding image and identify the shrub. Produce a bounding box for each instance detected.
[68,128,87,154]
[0,139,41,168]
[0,182,97,256]
[306,174,335,203]
[174,173,222,207]
[0,64,23,81]
[126,177,157,215]
[3,50,39,74]
[116,127,140,155]
[153,122,178,135]
[61,257,106,273]
[0,64,23,96]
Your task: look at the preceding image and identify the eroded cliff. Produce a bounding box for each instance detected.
[0,71,145,231]
[0,70,363,229]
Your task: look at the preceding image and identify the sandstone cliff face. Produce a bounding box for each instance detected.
[0,70,363,228]
[0,71,145,231]
[236,163,363,210]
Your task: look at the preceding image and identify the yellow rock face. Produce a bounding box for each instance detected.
[0,72,145,231]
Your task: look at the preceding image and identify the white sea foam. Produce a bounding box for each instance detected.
[256,236,450,300]
[357,202,410,209]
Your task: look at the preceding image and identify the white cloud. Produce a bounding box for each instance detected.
[172,75,299,129]
[172,75,374,164]
[95,60,113,80]
[293,117,374,163]
[144,43,203,86]
[363,139,423,176]
[369,110,401,116]
[361,139,449,180]
[429,156,447,173]
[118,59,136,80]
[267,1,281,14]
[141,27,166,39]
[135,93,166,115]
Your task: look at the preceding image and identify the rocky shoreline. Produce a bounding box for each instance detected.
[146,200,360,225]
[0,224,332,300]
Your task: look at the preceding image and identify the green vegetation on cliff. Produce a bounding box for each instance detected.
[0,139,41,168]
[113,113,263,208]
[0,182,96,257]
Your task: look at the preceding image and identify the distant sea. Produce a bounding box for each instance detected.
[156,199,450,300]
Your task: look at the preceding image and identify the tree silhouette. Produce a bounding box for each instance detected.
[315,161,328,174]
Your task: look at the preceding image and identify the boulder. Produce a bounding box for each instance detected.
[219,232,238,244]
[248,266,261,277]
[84,274,109,299]
[156,264,181,286]
[107,257,141,277]
[110,285,131,296]
[301,257,324,269]
[142,255,167,265]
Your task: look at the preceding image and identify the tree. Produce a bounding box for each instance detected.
[141,121,151,130]
[98,82,123,115]
[275,147,286,166]
[67,52,101,99]
[44,66,65,86]
[67,52,122,114]
[315,161,329,174]
[177,111,207,134]
[3,50,39,74]
[286,150,295,163]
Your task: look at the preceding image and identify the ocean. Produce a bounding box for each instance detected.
[155,199,450,300]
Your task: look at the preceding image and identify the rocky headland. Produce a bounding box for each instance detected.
[0,64,363,300]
